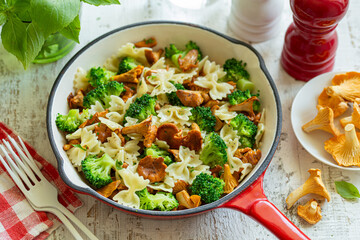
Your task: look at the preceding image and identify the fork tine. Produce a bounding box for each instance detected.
[0,144,33,188]
[3,140,39,184]
[0,152,30,195]
[15,136,44,179]
[8,137,43,181]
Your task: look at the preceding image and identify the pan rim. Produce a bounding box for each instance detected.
[46,20,282,217]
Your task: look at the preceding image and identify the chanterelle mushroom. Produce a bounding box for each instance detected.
[286,168,330,209]
[302,106,340,136]
[331,71,360,85]
[145,49,163,65]
[181,123,203,151]
[318,88,348,118]
[111,65,144,84]
[326,73,360,102]
[221,164,239,194]
[340,101,360,129]
[228,96,259,118]
[176,90,204,107]
[324,123,360,167]
[121,116,156,147]
[297,199,322,225]
[137,156,167,183]
[157,123,183,149]
[175,190,201,209]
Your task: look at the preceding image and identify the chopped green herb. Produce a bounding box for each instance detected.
[145,38,154,44]
[72,144,87,151]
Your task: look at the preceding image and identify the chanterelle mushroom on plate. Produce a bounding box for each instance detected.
[340,100,360,129]
[326,72,360,102]
[324,123,360,167]
[302,105,340,136]
[318,88,348,118]
[286,168,330,209]
[297,199,322,225]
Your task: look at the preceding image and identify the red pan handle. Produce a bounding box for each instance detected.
[220,172,310,240]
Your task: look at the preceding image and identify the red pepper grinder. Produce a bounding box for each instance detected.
[281,0,349,81]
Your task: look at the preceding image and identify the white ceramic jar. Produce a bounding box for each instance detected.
[228,0,284,42]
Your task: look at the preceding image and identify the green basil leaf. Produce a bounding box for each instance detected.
[30,0,80,36]
[0,12,7,25]
[335,181,360,199]
[26,22,45,63]
[82,0,120,6]
[1,13,27,67]
[13,0,31,22]
[60,15,80,43]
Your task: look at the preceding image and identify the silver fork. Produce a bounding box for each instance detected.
[0,136,98,240]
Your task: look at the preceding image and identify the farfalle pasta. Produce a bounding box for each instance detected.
[157,105,192,127]
[55,38,265,211]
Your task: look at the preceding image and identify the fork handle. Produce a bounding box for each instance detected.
[46,207,84,240]
[54,202,98,240]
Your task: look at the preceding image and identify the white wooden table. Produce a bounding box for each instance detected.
[1,0,360,239]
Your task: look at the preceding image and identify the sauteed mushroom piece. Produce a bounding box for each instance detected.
[137,156,167,183]
[157,123,183,149]
[181,123,203,152]
[145,49,163,65]
[172,180,189,195]
[111,65,144,84]
[228,96,259,118]
[134,37,157,48]
[221,164,239,194]
[121,116,156,147]
[176,190,201,209]
[176,90,204,107]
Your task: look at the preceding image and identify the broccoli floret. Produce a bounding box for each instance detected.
[228,89,260,112]
[200,132,228,167]
[228,89,252,105]
[81,153,116,189]
[124,93,157,122]
[185,41,203,61]
[165,41,203,68]
[166,82,185,106]
[145,144,174,165]
[55,109,89,133]
[229,113,258,148]
[189,107,216,132]
[118,57,141,74]
[83,81,124,109]
[222,58,250,83]
[136,188,179,211]
[190,173,224,204]
[87,67,116,88]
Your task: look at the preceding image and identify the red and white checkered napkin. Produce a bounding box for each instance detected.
[0,122,83,240]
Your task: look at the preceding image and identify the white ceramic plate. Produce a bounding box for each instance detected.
[291,71,360,171]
